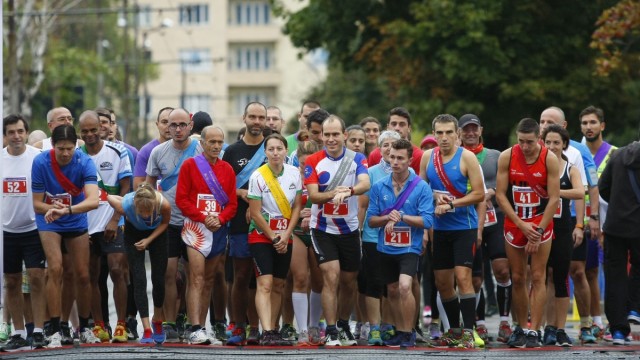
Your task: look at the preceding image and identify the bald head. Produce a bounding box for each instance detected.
[79,110,100,125]
[540,106,567,130]
[201,125,224,140]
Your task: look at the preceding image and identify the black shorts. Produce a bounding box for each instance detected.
[380,252,420,285]
[3,230,46,274]
[167,224,186,259]
[359,242,383,299]
[310,229,361,272]
[89,228,126,256]
[432,229,476,270]
[482,212,507,260]
[54,230,88,255]
[472,243,484,277]
[250,243,292,279]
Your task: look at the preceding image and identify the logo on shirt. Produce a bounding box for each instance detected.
[100,161,114,171]
[383,194,389,201]
[238,158,249,167]
[289,184,296,190]
[304,165,313,179]
[533,172,542,177]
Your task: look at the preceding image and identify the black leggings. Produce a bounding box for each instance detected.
[547,225,574,298]
[124,220,167,318]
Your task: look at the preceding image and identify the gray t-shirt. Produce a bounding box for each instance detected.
[480,148,501,211]
[146,139,203,225]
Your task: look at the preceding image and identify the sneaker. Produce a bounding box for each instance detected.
[308,326,322,345]
[612,330,627,345]
[246,326,261,345]
[297,330,310,346]
[31,332,46,349]
[214,322,228,342]
[0,323,11,342]
[225,322,236,338]
[458,329,475,349]
[556,329,572,347]
[354,322,362,340]
[591,323,605,339]
[259,330,275,346]
[473,328,485,348]
[428,323,442,341]
[380,324,396,341]
[112,323,128,343]
[543,325,557,346]
[93,325,110,343]
[140,328,154,344]
[188,328,210,345]
[176,313,187,339]
[226,327,247,346]
[0,335,30,352]
[628,310,640,325]
[497,322,512,343]
[603,325,613,342]
[163,323,180,343]
[525,330,541,348]
[280,323,297,341]
[415,327,428,344]
[368,328,383,346]
[80,327,101,344]
[339,326,357,346]
[507,326,526,348]
[360,322,370,341]
[476,324,489,341]
[384,331,404,347]
[423,306,432,327]
[402,331,417,348]
[126,317,139,340]
[324,331,341,346]
[432,328,461,348]
[580,327,597,344]
[152,321,166,344]
[46,332,63,348]
[60,322,73,345]
[207,328,223,346]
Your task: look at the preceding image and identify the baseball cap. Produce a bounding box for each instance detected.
[420,135,437,148]
[458,114,481,128]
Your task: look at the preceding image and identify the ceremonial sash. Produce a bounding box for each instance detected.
[194,154,229,207]
[236,145,266,188]
[381,176,421,216]
[49,149,82,196]
[512,145,549,198]
[433,147,466,198]
[257,164,291,219]
[325,148,356,191]
[593,142,612,169]
[159,140,198,191]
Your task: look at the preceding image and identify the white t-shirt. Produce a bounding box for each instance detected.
[85,141,132,235]
[247,164,302,218]
[2,145,41,232]
[564,145,587,186]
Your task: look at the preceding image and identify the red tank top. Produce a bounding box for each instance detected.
[506,146,549,220]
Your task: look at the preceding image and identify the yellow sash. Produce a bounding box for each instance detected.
[257,164,292,219]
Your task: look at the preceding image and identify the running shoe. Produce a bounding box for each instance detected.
[246,326,261,345]
[0,323,11,342]
[1,335,30,352]
[226,327,247,346]
[152,321,165,344]
[368,328,383,346]
[628,310,640,325]
[475,324,489,342]
[507,326,526,348]
[188,328,211,345]
[473,328,485,348]
[207,328,223,345]
[543,325,557,346]
[338,325,357,346]
[46,332,63,348]
[280,323,297,342]
[612,330,627,345]
[297,330,310,346]
[60,322,74,345]
[383,331,404,347]
[163,323,180,343]
[525,330,541,348]
[556,329,572,347]
[214,322,228,342]
[324,331,341,346]
[139,328,154,344]
[112,322,128,343]
[93,325,110,343]
[580,327,597,344]
[308,326,322,345]
[497,322,512,343]
[31,332,46,349]
[458,329,475,349]
[126,317,139,340]
[428,323,442,340]
[80,327,101,344]
[225,322,236,338]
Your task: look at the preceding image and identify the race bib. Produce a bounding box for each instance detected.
[554,198,563,219]
[323,202,348,217]
[384,226,411,247]
[434,190,455,213]
[485,207,497,226]
[98,188,109,205]
[3,177,27,196]
[512,186,540,207]
[197,194,221,215]
[269,216,289,234]
[45,192,72,206]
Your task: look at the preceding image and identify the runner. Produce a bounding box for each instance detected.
[31,124,100,347]
[495,118,560,348]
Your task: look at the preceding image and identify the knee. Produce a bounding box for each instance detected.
[48,265,64,282]
[4,275,21,291]
[571,268,586,282]
[323,271,340,290]
[258,280,273,294]
[191,273,205,290]
[398,282,412,298]
[75,272,91,287]
[494,267,511,283]
[109,265,125,283]
[472,277,483,291]
[510,271,525,286]
[387,283,400,299]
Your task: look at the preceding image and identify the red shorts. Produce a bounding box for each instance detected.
[503,216,553,248]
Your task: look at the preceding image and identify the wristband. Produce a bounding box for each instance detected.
[68,205,73,215]
[575,223,584,229]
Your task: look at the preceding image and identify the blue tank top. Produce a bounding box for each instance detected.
[122,192,163,231]
[426,147,478,230]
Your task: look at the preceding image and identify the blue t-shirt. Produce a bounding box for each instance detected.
[367,172,434,255]
[31,150,98,232]
[122,192,163,231]
[569,139,598,217]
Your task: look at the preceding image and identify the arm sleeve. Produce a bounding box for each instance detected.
[303,156,319,186]
[117,149,133,181]
[82,157,98,185]
[366,182,382,219]
[175,159,206,223]
[134,147,149,177]
[418,182,435,229]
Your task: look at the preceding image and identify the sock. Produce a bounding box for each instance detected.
[79,316,90,331]
[25,322,34,337]
[436,292,450,331]
[50,317,61,333]
[497,280,512,317]
[326,324,338,335]
[337,319,349,331]
[593,316,603,327]
[460,293,476,331]
[292,292,309,332]
[309,291,323,327]
[476,291,485,321]
[580,316,591,329]
[191,324,201,332]
[441,296,460,329]
[476,320,486,326]
[13,329,26,339]
[33,327,43,334]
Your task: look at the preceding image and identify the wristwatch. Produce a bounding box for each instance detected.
[589,214,600,221]
[272,235,281,244]
[448,201,455,210]
[535,227,545,236]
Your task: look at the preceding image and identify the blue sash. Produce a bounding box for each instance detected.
[236,144,266,188]
[194,154,229,206]
[159,140,198,191]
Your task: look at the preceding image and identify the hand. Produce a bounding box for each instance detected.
[301,217,311,233]
[134,238,150,251]
[598,232,604,249]
[434,193,454,206]
[588,218,601,240]
[477,235,483,247]
[519,221,542,243]
[300,208,311,218]
[51,199,66,209]
[435,204,452,216]
[104,219,119,242]
[525,239,540,255]
[332,190,350,205]
[387,210,402,223]
[44,208,66,223]
[237,189,249,203]
[384,220,396,234]
[274,234,288,254]
[572,228,584,248]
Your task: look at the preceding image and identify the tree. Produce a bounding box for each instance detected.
[591,0,640,77]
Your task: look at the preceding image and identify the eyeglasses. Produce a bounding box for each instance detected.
[54,116,74,122]
[168,122,191,130]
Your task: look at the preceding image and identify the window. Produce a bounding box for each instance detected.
[228,44,273,71]
[179,4,209,25]
[229,88,274,115]
[137,5,152,28]
[229,1,271,25]
[182,95,211,114]
[179,49,211,73]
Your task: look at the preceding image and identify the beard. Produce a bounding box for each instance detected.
[585,133,600,142]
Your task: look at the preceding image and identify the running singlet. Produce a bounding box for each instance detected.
[506,146,549,221]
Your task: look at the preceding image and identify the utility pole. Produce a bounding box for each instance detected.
[96,0,105,107]
[132,1,140,145]
[122,0,131,144]
[7,0,19,113]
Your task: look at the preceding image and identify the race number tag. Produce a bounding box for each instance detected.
[384,226,411,247]
[512,186,540,207]
[554,198,563,219]
[323,202,348,217]
[197,194,221,215]
[434,190,455,213]
[269,216,289,234]
[485,207,497,226]
[98,188,109,205]
[45,192,72,206]
[3,177,27,196]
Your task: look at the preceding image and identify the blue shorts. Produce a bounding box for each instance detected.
[586,237,602,270]
[229,233,251,259]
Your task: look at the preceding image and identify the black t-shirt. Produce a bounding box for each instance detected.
[222,139,266,234]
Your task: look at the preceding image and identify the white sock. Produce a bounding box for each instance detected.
[436,292,450,332]
[13,329,26,338]
[33,327,44,334]
[309,290,323,328]
[292,292,309,332]
[593,316,603,327]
